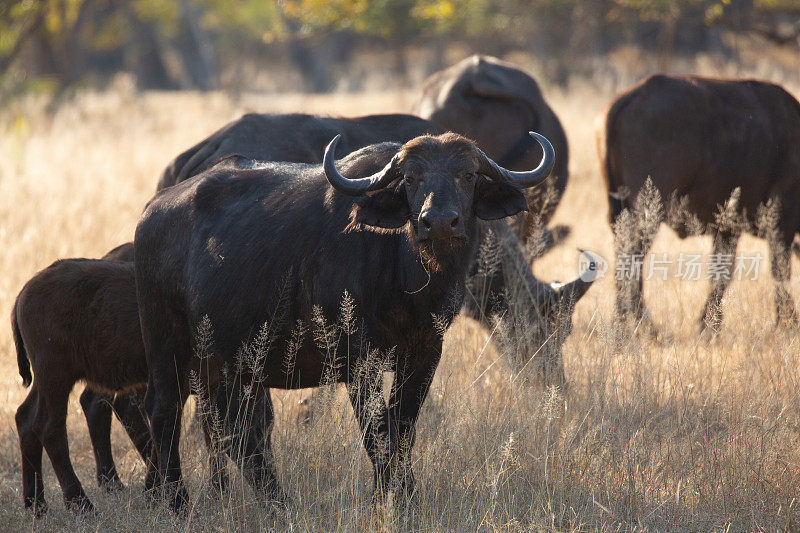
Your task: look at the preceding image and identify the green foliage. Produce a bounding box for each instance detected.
[0,0,798,92]
[201,0,286,43]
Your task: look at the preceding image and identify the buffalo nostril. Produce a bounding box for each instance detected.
[450,215,459,229]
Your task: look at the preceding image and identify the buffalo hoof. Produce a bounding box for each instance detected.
[143,481,189,515]
[210,471,228,497]
[24,496,48,518]
[99,474,125,493]
[64,494,96,515]
[372,472,416,509]
[169,484,190,516]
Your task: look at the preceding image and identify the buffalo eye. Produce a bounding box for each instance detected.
[463,172,474,182]
[404,175,415,185]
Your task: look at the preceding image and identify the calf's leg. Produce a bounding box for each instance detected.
[16,386,47,515]
[37,382,94,513]
[80,388,124,491]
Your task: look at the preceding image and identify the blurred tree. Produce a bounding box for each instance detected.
[0,0,798,94]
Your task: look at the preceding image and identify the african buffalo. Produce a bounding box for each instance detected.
[157,113,440,190]
[135,132,555,512]
[157,111,590,382]
[413,55,570,239]
[600,74,800,330]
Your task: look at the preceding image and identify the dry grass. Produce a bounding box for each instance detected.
[1,70,800,531]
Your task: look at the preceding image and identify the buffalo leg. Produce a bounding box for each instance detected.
[613,222,650,325]
[141,299,192,513]
[80,388,125,491]
[701,230,739,333]
[37,381,94,513]
[346,369,391,498]
[16,386,47,515]
[112,391,153,463]
[145,376,190,512]
[215,380,282,501]
[771,237,798,327]
[385,349,441,500]
[197,387,228,495]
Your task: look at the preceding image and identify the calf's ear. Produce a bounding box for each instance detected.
[349,187,410,231]
[474,177,528,220]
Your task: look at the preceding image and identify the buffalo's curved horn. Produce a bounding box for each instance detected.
[323,135,398,196]
[478,131,555,188]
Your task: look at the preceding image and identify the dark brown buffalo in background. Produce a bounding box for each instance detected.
[157,113,440,190]
[600,74,800,331]
[413,55,570,241]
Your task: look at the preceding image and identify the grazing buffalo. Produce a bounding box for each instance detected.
[413,55,569,239]
[600,74,800,330]
[13,243,224,515]
[135,132,555,512]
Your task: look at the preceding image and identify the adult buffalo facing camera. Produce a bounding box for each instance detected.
[158,111,591,392]
[414,55,569,238]
[135,132,555,512]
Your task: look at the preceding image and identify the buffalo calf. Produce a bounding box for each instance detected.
[13,244,229,515]
[13,255,148,514]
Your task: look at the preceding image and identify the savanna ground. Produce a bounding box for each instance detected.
[1,58,800,531]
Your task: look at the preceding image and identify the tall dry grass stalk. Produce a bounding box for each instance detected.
[0,73,799,530]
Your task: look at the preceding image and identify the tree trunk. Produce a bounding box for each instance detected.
[176,0,218,90]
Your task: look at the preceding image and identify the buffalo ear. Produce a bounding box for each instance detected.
[474,176,528,220]
[350,187,410,230]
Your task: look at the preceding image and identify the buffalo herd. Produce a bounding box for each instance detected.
[11,54,800,515]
